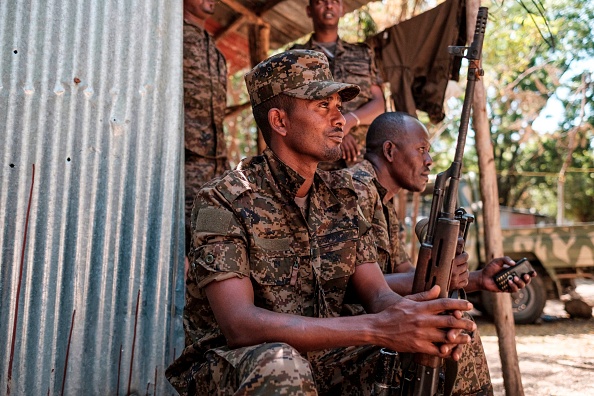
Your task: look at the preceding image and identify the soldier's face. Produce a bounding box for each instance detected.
[388,120,433,193]
[283,93,345,164]
[186,0,216,19]
[307,0,343,29]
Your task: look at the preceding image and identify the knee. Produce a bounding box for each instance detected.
[246,342,310,372]
[236,343,316,392]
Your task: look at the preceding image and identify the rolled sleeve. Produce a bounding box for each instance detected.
[194,241,248,288]
[356,224,379,266]
[356,189,383,266]
[189,186,250,289]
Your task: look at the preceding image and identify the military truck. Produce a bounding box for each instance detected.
[411,177,594,324]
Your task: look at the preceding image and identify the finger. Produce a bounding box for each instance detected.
[523,273,534,284]
[439,343,453,357]
[456,237,465,255]
[439,343,466,360]
[408,285,441,302]
[446,327,473,344]
[342,142,357,161]
[513,276,527,288]
[507,278,520,293]
[348,147,358,161]
[457,271,469,289]
[451,344,465,361]
[453,252,469,266]
[348,147,357,161]
[502,256,515,266]
[420,314,476,337]
[426,297,473,314]
[418,342,445,357]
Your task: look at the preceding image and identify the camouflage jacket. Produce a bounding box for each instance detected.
[291,37,382,164]
[183,20,228,159]
[167,149,380,383]
[346,160,410,274]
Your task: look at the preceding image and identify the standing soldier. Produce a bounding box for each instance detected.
[291,0,385,170]
[183,0,230,255]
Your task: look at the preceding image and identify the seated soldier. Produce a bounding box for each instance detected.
[344,111,536,395]
[166,51,477,395]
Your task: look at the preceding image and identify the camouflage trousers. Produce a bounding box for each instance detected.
[395,315,493,396]
[185,151,230,251]
[184,342,380,395]
[450,323,494,396]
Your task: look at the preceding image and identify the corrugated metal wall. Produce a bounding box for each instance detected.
[0,0,185,394]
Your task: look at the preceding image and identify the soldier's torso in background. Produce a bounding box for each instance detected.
[183,21,227,158]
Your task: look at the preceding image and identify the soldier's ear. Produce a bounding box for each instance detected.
[382,140,396,163]
[268,108,288,137]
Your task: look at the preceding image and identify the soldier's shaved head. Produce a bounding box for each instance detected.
[365,112,411,155]
[364,111,433,193]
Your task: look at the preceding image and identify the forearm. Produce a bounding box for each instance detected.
[226,305,380,352]
[384,272,415,296]
[464,270,484,293]
[206,275,385,352]
[345,85,385,133]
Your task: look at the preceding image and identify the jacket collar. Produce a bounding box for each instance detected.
[262,148,341,210]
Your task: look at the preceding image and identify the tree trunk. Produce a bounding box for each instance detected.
[468,0,524,395]
[557,72,588,225]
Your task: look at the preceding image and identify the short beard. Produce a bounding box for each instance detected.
[323,145,342,162]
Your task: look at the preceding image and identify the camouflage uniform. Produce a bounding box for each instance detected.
[166,149,382,395]
[345,160,494,396]
[291,37,383,170]
[166,50,382,395]
[183,20,230,249]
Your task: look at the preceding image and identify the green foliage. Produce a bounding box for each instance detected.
[476,0,594,221]
[339,6,378,42]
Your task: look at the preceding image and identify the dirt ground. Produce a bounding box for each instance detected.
[474,279,594,396]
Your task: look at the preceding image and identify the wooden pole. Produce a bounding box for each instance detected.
[248,23,270,154]
[467,0,524,394]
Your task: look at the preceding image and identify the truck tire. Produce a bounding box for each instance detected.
[480,275,547,324]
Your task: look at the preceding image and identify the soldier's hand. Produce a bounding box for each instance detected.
[340,133,360,163]
[450,249,470,290]
[479,256,536,293]
[378,286,475,358]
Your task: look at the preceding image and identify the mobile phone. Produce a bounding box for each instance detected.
[493,257,535,292]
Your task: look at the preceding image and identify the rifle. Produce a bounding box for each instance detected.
[400,7,488,396]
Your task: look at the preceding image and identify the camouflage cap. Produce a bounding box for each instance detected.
[244,49,360,107]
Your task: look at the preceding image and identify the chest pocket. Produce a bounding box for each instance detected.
[317,228,358,283]
[314,228,358,317]
[343,58,371,78]
[343,59,371,77]
[340,58,372,98]
[250,236,295,286]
